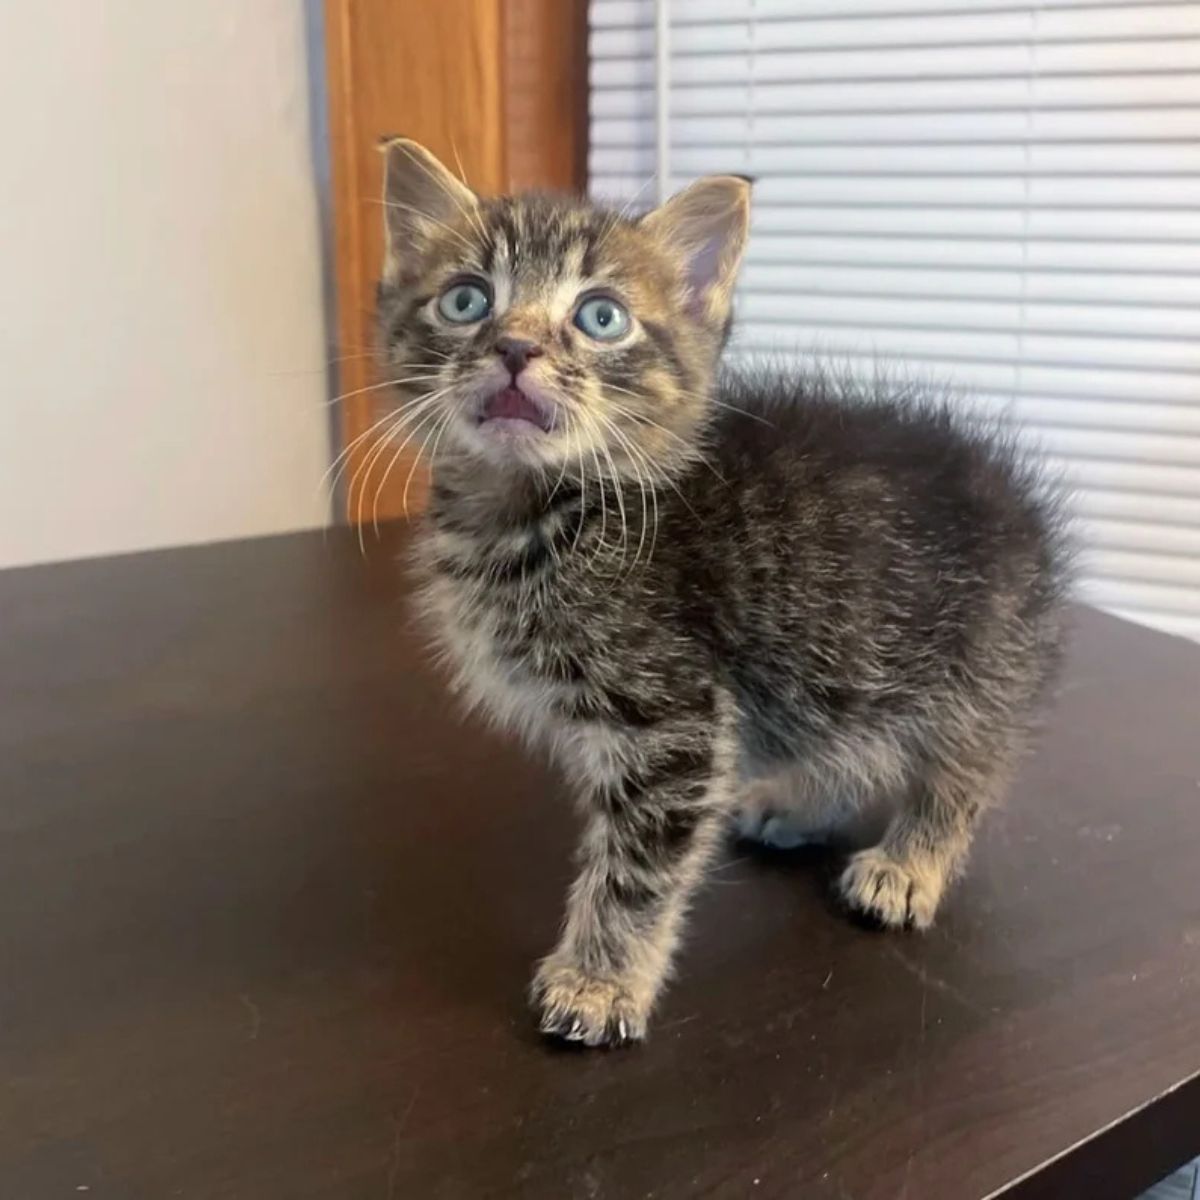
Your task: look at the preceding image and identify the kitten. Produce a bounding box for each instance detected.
[375,138,1071,1048]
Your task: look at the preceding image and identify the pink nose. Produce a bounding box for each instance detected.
[495,336,544,376]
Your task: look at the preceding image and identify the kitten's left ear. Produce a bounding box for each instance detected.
[640,175,751,328]
[378,136,479,283]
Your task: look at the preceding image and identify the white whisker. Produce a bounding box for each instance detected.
[407,407,456,517]
[319,400,416,497]
[370,401,451,533]
[340,387,454,533]
[587,435,612,572]
[602,385,730,486]
[572,427,590,555]
[325,373,443,409]
[594,425,630,574]
[590,409,654,572]
[547,410,576,502]
[706,395,776,426]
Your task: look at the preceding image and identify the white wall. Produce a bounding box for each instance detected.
[0,1,332,568]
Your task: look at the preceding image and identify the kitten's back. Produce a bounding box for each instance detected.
[680,363,1073,699]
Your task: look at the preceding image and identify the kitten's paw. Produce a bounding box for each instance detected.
[838,847,943,930]
[735,806,827,850]
[530,961,647,1048]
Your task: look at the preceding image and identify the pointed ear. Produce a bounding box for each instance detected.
[640,175,751,327]
[378,137,479,282]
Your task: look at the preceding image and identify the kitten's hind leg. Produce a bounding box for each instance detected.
[839,741,1011,930]
[732,764,853,850]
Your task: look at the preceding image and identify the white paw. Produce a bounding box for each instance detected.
[735,807,828,849]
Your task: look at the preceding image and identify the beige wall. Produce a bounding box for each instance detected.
[0,1,332,568]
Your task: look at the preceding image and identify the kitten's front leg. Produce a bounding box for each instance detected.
[531,705,736,1047]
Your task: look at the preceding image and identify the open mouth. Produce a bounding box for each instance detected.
[478,385,554,434]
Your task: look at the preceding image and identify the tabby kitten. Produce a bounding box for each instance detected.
[376,138,1070,1048]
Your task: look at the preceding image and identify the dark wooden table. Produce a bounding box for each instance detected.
[2,528,1199,1200]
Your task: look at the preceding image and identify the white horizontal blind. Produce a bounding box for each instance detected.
[590,0,1200,641]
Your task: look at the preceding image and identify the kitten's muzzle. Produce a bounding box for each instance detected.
[495,336,544,376]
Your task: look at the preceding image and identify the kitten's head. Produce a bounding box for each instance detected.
[377,138,750,479]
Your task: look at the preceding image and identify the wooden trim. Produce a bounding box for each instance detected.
[323,0,589,523]
[502,0,590,194]
[323,0,371,520]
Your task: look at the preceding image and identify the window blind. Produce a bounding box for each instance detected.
[589,0,1200,641]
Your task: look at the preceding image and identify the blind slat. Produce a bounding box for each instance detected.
[1084,518,1200,557]
[591,0,1198,26]
[593,109,1200,146]
[726,345,1200,404]
[736,291,1200,338]
[592,141,1200,175]
[735,320,1200,372]
[1008,396,1200,436]
[593,7,1200,57]
[1087,548,1200,588]
[589,171,1200,207]
[1080,578,1200,615]
[741,235,1200,270]
[591,42,1200,87]
[1072,489,1200,529]
[739,264,1200,305]
[591,74,1200,116]
[747,205,1200,239]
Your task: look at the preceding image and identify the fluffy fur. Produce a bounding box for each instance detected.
[373,139,1072,1048]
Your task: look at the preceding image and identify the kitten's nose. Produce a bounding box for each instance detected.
[495,336,544,376]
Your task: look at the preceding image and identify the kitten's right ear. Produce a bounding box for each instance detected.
[639,175,751,330]
[378,137,478,283]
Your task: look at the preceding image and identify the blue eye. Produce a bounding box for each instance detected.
[437,281,491,324]
[574,295,630,341]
